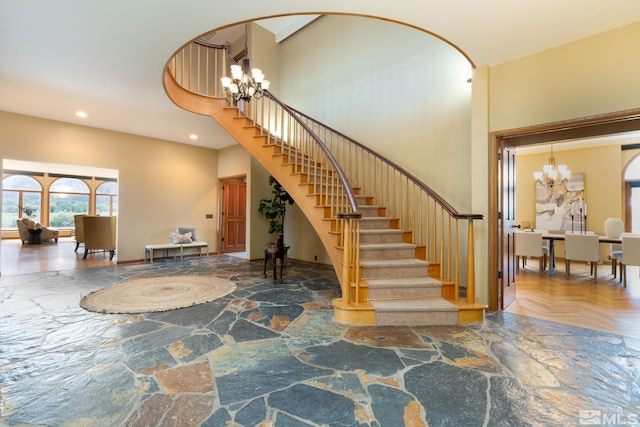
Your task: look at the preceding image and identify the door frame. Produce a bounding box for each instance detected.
[489,108,640,311]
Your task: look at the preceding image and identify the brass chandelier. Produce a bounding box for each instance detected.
[220,24,270,103]
[533,145,571,195]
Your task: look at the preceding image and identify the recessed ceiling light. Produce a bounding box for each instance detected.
[75,111,88,118]
[189,134,198,140]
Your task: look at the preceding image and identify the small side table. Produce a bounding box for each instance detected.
[28,228,43,245]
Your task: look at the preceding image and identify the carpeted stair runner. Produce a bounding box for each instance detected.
[358,212,459,326]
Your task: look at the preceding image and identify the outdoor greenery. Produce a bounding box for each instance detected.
[2,176,118,230]
[258,176,295,234]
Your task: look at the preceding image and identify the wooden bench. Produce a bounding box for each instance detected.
[144,242,209,263]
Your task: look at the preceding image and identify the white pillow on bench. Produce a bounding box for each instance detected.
[177,226,198,241]
[170,231,192,244]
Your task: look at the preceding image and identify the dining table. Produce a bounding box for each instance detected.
[541,232,621,275]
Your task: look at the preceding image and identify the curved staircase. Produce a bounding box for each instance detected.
[163,41,486,326]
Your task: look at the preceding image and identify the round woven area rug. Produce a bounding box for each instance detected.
[80,275,236,314]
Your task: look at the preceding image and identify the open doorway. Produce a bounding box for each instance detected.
[489,108,640,311]
[1,159,119,276]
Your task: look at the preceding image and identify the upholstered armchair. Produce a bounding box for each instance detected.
[16,218,59,244]
[82,215,117,260]
[73,214,86,252]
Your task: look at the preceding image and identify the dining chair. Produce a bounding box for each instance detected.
[564,233,600,282]
[515,231,547,273]
[620,235,640,288]
[610,232,633,279]
[535,229,550,263]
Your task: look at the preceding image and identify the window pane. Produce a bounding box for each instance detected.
[22,192,42,223]
[633,187,640,234]
[50,177,89,193]
[96,181,117,195]
[3,175,41,191]
[49,194,89,227]
[2,191,19,229]
[625,156,640,181]
[96,196,117,216]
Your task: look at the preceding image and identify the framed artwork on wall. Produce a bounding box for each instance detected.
[535,173,585,231]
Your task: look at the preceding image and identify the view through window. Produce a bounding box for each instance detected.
[2,175,42,227]
[49,177,90,228]
[624,155,640,233]
[2,170,118,231]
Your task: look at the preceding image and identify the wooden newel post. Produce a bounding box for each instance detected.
[341,217,352,305]
[466,220,476,304]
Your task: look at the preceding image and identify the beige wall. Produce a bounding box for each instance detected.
[489,22,640,132]
[277,15,473,211]
[470,65,490,300]
[251,22,280,95]
[0,111,219,268]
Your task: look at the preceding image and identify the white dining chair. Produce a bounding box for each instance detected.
[535,229,550,264]
[515,231,547,273]
[620,235,640,288]
[564,233,600,282]
[610,232,633,279]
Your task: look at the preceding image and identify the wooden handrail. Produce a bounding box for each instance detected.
[287,106,484,297]
[264,91,361,217]
[291,108,483,221]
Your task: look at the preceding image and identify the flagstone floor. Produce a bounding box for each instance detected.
[1,255,639,426]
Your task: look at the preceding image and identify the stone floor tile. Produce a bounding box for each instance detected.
[2,255,640,426]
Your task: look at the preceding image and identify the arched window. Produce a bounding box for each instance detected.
[96,181,118,216]
[624,155,640,233]
[2,175,43,228]
[49,178,90,228]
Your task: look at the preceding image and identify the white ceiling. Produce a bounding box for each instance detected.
[1,1,639,150]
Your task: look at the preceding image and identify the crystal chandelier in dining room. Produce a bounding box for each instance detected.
[220,23,270,103]
[533,144,571,196]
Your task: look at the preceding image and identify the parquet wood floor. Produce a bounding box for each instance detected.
[506,259,640,339]
[2,239,639,338]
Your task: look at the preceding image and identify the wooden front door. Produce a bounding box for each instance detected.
[499,141,517,308]
[221,178,246,253]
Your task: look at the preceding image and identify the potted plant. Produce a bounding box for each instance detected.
[19,204,36,218]
[258,176,295,235]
